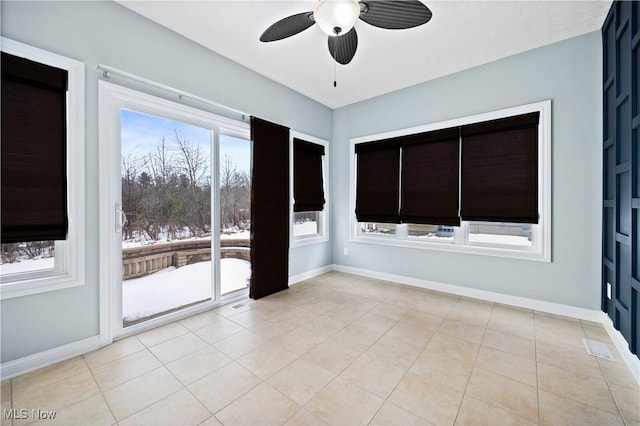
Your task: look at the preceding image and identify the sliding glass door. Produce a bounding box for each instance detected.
[99,81,250,338]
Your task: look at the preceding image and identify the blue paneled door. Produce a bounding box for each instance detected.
[602,1,639,359]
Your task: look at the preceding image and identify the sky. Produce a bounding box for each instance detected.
[120,108,251,176]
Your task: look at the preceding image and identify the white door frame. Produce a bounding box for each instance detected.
[98,81,249,345]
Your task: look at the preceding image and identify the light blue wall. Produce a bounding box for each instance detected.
[332,32,603,309]
[0,1,603,364]
[0,1,332,363]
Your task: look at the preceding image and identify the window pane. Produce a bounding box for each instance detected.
[294,211,319,237]
[220,134,251,296]
[468,222,532,246]
[0,241,55,275]
[120,108,213,326]
[407,224,455,241]
[360,222,397,236]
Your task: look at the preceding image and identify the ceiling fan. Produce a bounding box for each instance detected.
[260,0,433,65]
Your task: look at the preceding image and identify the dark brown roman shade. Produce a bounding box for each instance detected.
[1,52,69,244]
[355,138,401,223]
[250,117,290,300]
[293,138,325,212]
[400,127,460,226]
[461,112,540,224]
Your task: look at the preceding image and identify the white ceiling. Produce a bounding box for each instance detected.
[118,0,612,109]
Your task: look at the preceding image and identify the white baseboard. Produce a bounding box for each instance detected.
[0,335,100,380]
[3,264,638,386]
[332,263,639,385]
[332,264,603,321]
[601,316,640,385]
[289,265,334,286]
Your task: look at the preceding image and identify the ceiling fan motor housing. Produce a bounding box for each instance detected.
[314,0,361,37]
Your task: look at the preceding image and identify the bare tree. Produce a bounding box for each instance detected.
[219,153,251,230]
[121,152,142,240]
[119,129,231,243]
[145,137,173,184]
[174,131,211,236]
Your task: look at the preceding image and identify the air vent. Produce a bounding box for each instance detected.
[583,338,615,361]
[231,303,246,310]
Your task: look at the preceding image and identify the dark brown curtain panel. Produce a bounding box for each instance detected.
[250,117,290,300]
[1,52,69,243]
[355,138,401,223]
[293,138,325,212]
[461,112,540,224]
[401,127,460,226]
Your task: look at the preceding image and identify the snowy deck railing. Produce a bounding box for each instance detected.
[122,238,250,280]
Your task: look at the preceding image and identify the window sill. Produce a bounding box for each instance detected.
[0,270,84,300]
[351,234,550,263]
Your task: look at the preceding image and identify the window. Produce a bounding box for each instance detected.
[0,38,85,298]
[360,223,397,236]
[291,132,329,246]
[355,138,400,223]
[468,222,532,247]
[408,224,454,241]
[350,101,551,262]
[293,211,321,237]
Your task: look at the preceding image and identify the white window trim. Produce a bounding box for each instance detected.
[349,100,551,262]
[98,80,250,343]
[0,38,85,299]
[290,131,330,247]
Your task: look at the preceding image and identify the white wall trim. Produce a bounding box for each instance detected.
[289,265,334,286]
[290,130,330,248]
[3,264,637,385]
[348,100,551,263]
[331,263,639,384]
[601,315,640,385]
[332,264,602,320]
[0,336,100,381]
[98,80,250,344]
[0,37,86,300]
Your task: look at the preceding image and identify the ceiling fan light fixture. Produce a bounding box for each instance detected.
[313,0,360,37]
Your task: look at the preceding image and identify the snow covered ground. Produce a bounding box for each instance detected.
[468,234,531,246]
[123,258,250,323]
[0,257,54,275]
[293,221,318,237]
[122,232,250,249]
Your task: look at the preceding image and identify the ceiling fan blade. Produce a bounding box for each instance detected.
[359,1,432,29]
[328,27,358,65]
[260,12,315,42]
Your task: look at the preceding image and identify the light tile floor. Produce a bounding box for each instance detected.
[2,272,639,425]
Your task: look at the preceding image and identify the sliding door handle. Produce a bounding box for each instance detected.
[115,204,128,232]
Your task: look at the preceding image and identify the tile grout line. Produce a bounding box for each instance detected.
[207,319,317,424]
[579,320,628,425]
[82,353,119,426]
[292,296,405,424]
[108,332,198,424]
[144,332,216,424]
[534,312,627,422]
[10,273,639,425]
[450,305,489,426]
[365,304,437,426]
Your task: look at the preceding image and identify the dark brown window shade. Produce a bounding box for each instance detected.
[355,138,401,223]
[461,112,540,224]
[400,127,460,226]
[293,138,325,212]
[1,52,69,244]
[250,117,290,300]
